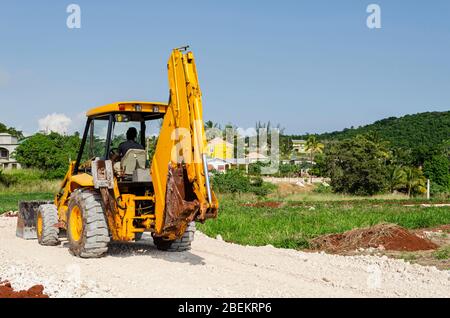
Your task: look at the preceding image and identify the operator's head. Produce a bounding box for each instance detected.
[126,127,138,141]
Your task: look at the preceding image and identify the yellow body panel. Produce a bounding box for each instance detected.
[70,173,94,188]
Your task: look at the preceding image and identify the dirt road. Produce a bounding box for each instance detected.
[0,217,448,298]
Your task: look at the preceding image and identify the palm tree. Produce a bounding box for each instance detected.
[204,120,220,130]
[204,121,223,141]
[404,167,426,197]
[387,166,406,193]
[305,136,324,183]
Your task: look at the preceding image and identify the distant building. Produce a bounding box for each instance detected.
[207,158,231,173]
[207,137,234,160]
[247,151,269,164]
[0,133,21,170]
[292,139,307,154]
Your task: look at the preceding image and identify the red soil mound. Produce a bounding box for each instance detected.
[0,281,49,298]
[311,223,438,253]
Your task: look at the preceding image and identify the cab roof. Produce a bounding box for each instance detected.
[87,101,168,118]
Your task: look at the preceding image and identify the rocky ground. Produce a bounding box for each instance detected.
[0,217,449,298]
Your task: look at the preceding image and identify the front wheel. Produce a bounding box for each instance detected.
[67,189,110,258]
[153,222,195,252]
[36,204,59,246]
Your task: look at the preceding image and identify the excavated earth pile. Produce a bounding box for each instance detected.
[311,223,438,253]
[0,281,49,298]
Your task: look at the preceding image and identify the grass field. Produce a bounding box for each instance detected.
[0,169,60,194]
[197,194,450,249]
[0,169,57,212]
[1,191,449,250]
[0,192,54,213]
[1,171,449,251]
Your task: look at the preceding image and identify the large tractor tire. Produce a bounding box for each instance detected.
[36,204,59,246]
[153,222,196,252]
[67,189,110,258]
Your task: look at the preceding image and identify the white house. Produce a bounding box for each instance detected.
[247,152,269,164]
[0,133,21,170]
[207,158,231,173]
[292,139,307,154]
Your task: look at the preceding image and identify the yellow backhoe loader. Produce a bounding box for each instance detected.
[16,47,219,258]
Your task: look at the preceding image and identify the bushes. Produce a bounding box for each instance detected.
[325,135,390,195]
[0,170,18,187]
[211,169,275,196]
[15,132,80,179]
[211,169,250,193]
[3,169,45,182]
[249,177,277,197]
[276,163,301,177]
[424,155,450,195]
[0,169,59,193]
[314,183,332,194]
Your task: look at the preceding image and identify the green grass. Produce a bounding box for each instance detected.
[198,195,450,249]
[0,192,54,214]
[2,172,450,251]
[399,252,418,262]
[433,247,450,260]
[280,192,410,202]
[0,169,58,213]
[0,169,60,194]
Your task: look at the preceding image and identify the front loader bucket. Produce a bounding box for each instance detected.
[16,201,52,240]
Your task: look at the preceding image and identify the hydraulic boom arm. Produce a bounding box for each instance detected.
[151,48,218,237]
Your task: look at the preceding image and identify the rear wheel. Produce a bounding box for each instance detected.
[67,189,110,258]
[36,204,59,246]
[153,222,195,252]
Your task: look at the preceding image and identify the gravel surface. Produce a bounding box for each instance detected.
[0,217,449,298]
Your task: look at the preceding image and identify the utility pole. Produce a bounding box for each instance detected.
[427,179,430,200]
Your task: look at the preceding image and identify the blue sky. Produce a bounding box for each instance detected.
[0,0,449,135]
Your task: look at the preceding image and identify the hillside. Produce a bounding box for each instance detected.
[295,111,450,150]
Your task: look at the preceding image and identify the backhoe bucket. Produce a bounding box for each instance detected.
[16,201,51,240]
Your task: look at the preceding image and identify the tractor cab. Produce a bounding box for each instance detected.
[75,101,167,194]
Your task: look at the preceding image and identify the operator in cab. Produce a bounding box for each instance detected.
[119,127,144,157]
[112,127,145,176]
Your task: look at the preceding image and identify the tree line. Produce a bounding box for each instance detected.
[2,110,449,198]
[311,133,449,197]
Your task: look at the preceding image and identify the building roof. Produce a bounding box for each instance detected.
[207,137,233,147]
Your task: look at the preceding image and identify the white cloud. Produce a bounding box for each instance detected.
[237,127,258,137]
[38,113,72,135]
